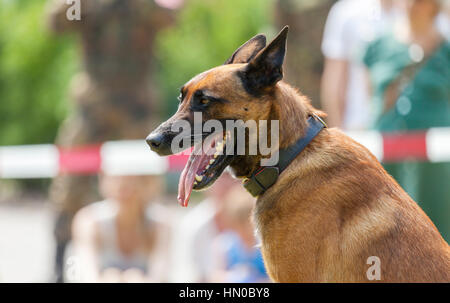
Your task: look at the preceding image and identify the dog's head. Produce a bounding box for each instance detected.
[147,26,290,206]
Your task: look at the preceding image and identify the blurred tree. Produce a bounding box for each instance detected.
[154,0,273,117]
[274,0,336,108]
[0,0,273,144]
[0,0,78,145]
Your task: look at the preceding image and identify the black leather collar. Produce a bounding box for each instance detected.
[243,114,327,197]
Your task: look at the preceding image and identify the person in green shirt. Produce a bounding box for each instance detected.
[363,0,450,242]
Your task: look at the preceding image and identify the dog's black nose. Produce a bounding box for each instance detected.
[146,133,172,156]
[146,133,162,149]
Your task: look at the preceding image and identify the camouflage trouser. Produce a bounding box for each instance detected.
[49,78,158,280]
[275,0,335,107]
[51,111,156,226]
[51,173,98,283]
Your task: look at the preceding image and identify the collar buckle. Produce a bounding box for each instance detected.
[242,115,326,197]
[312,113,328,128]
[243,167,279,197]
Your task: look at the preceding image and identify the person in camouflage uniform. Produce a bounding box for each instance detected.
[274,0,335,108]
[46,0,178,282]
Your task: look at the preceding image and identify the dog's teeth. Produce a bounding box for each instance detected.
[195,174,203,182]
[214,151,220,158]
[194,181,198,185]
[209,159,215,164]
[205,164,210,169]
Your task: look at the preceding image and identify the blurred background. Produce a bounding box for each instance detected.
[0,0,448,282]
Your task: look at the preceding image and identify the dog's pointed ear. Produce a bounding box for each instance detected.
[242,26,288,92]
[224,34,267,65]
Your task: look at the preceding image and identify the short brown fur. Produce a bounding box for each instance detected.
[148,27,450,282]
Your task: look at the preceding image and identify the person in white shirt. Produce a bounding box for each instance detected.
[70,175,170,282]
[320,0,395,130]
[320,0,448,130]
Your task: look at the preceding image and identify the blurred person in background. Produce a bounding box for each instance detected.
[172,173,241,282]
[320,0,397,130]
[209,187,269,283]
[363,0,450,241]
[70,174,170,282]
[46,0,182,282]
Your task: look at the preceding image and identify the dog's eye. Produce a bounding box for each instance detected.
[200,99,210,105]
[178,94,183,103]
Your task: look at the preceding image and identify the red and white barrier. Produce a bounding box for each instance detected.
[347,127,450,163]
[1,128,450,179]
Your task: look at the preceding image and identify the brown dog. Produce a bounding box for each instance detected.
[147,27,450,282]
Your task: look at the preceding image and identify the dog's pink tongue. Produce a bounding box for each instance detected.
[177,151,206,207]
[177,136,220,207]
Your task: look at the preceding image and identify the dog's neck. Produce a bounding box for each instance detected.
[270,82,313,148]
[230,82,315,178]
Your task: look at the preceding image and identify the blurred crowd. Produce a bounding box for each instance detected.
[67,172,268,282]
[0,0,448,283]
[320,0,449,245]
[52,0,450,283]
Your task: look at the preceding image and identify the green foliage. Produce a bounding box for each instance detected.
[0,0,272,145]
[0,0,78,145]
[155,0,273,116]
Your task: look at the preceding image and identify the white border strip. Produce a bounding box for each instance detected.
[100,140,168,176]
[426,127,450,163]
[346,130,384,161]
[0,144,59,179]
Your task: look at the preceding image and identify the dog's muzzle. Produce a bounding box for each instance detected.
[146,132,173,156]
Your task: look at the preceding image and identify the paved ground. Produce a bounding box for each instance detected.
[0,191,207,283]
[0,201,55,282]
